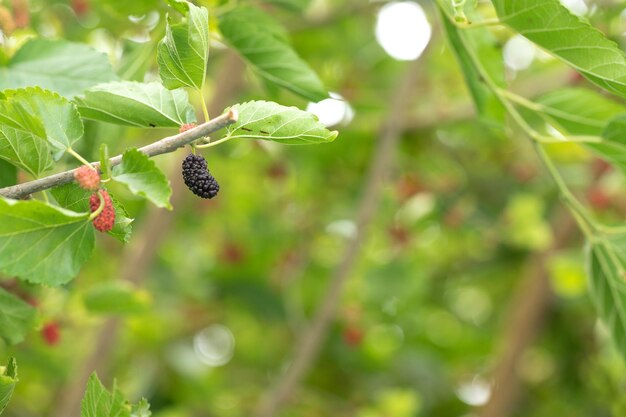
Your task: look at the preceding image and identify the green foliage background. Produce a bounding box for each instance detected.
[2,0,626,416]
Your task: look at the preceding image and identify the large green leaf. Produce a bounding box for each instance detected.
[2,87,84,154]
[587,237,626,358]
[76,81,196,128]
[50,183,133,243]
[225,101,338,144]
[0,289,36,345]
[219,6,328,102]
[0,126,53,177]
[0,358,18,415]
[0,160,16,188]
[157,1,209,90]
[112,149,172,209]
[0,39,118,98]
[0,198,94,285]
[492,0,626,99]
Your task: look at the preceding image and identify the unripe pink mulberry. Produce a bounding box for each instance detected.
[179,123,197,133]
[74,165,101,190]
[89,190,115,232]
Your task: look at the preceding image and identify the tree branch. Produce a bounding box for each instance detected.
[0,109,238,199]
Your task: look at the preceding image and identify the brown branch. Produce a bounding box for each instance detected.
[50,52,247,417]
[0,110,238,199]
[252,58,424,417]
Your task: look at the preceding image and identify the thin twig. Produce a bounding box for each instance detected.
[0,110,238,199]
[252,57,424,417]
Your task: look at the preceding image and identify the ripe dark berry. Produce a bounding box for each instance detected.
[89,190,116,232]
[74,165,101,190]
[179,123,197,133]
[182,154,219,199]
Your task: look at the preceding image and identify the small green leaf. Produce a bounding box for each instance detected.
[50,183,133,243]
[2,87,84,154]
[0,197,94,285]
[219,6,328,101]
[586,237,626,358]
[0,289,36,345]
[0,39,118,98]
[112,149,172,209]
[225,101,338,144]
[76,81,197,128]
[0,358,18,415]
[130,399,151,417]
[83,281,151,316]
[81,374,130,417]
[492,0,626,99]
[157,1,209,90]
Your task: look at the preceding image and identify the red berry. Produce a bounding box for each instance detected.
[587,188,612,210]
[343,327,364,347]
[41,321,60,346]
[89,190,116,232]
[179,123,197,133]
[74,165,101,190]
[71,0,90,16]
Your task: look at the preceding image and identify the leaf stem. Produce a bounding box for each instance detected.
[88,190,105,221]
[194,135,233,149]
[199,89,210,122]
[67,148,95,170]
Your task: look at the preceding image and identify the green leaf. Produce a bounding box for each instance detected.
[492,0,626,99]
[0,289,36,345]
[0,39,118,98]
[50,183,133,243]
[0,358,18,415]
[0,160,16,188]
[83,282,151,316]
[586,238,626,358]
[76,81,197,128]
[0,126,54,177]
[81,374,130,417]
[0,197,94,285]
[530,88,626,174]
[112,149,172,209]
[219,7,328,102]
[263,0,311,12]
[225,101,338,144]
[130,399,151,417]
[536,88,626,136]
[157,1,209,90]
[2,87,84,154]
[439,8,504,124]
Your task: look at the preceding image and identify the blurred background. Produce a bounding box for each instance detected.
[2,0,626,416]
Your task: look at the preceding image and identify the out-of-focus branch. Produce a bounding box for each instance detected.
[252,57,425,417]
[51,51,246,417]
[478,165,607,417]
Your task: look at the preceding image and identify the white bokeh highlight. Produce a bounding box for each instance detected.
[306,92,354,128]
[503,34,536,71]
[561,0,588,16]
[193,324,235,367]
[375,1,432,61]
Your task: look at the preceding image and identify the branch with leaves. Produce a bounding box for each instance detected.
[438,0,626,360]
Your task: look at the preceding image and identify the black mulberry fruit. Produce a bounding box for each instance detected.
[182,153,220,199]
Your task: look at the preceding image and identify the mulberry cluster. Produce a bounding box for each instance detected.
[89,190,116,232]
[73,165,101,190]
[182,153,219,199]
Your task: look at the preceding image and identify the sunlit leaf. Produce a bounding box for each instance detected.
[112,149,172,209]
